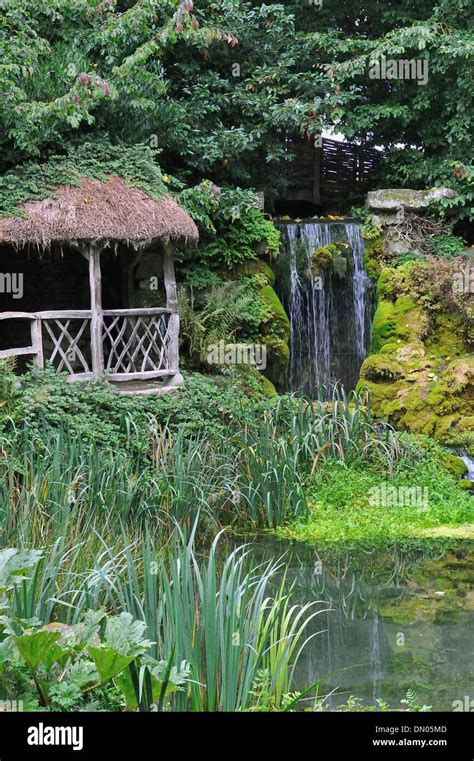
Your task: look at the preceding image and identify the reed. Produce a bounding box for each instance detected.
[92,524,323,711]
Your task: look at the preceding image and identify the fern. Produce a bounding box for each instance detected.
[178,283,255,367]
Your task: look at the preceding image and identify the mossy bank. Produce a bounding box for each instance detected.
[358,258,473,452]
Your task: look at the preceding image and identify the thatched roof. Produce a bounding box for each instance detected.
[0,176,198,249]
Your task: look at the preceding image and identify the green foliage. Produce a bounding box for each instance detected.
[0,599,188,711]
[124,528,318,711]
[319,3,474,220]
[1,0,472,219]
[0,376,419,535]
[226,207,280,259]
[178,182,258,237]
[178,282,259,368]
[0,548,43,612]
[401,689,432,712]
[0,0,327,196]
[177,263,221,290]
[361,221,383,241]
[179,180,280,273]
[398,252,426,264]
[0,359,22,423]
[428,233,467,259]
[278,452,474,545]
[0,528,318,712]
[0,367,258,446]
[198,207,280,269]
[316,690,431,712]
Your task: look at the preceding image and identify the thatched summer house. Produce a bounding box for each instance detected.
[0,175,198,393]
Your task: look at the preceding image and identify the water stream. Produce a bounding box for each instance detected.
[276,220,376,395]
[461,456,474,482]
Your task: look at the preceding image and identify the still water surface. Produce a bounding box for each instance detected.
[240,538,473,710]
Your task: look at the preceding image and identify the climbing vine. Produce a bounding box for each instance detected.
[0,138,168,217]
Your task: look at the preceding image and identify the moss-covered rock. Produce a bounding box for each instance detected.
[232,363,278,398]
[233,259,276,286]
[363,247,382,281]
[440,453,468,478]
[310,242,349,279]
[259,285,290,337]
[360,297,473,452]
[367,187,458,212]
[361,354,405,381]
[361,221,383,280]
[258,285,291,391]
[311,245,334,270]
[358,247,474,452]
[370,294,428,354]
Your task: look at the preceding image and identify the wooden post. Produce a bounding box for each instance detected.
[162,243,180,376]
[86,244,104,379]
[30,317,44,369]
[313,138,322,205]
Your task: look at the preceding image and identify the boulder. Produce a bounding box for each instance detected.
[367,188,458,212]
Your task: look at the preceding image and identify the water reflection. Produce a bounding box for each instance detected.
[232,537,474,710]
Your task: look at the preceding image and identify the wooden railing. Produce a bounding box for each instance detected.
[103,309,172,380]
[0,307,175,381]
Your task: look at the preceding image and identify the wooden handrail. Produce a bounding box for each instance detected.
[0,346,36,359]
[0,310,92,320]
[0,308,170,321]
[0,307,174,376]
[0,312,38,321]
[102,308,171,316]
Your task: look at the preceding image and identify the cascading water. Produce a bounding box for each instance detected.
[461,456,474,481]
[346,222,371,367]
[285,222,332,392]
[277,220,376,396]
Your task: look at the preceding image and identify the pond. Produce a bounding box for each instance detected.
[240,537,473,711]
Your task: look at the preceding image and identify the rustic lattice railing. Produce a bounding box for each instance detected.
[0,307,175,381]
[0,245,181,387]
[42,314,92,375]
[102,308,171,379]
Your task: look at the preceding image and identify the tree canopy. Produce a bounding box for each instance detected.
[1,0,472,215]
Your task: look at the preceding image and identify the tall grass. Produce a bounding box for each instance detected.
[87,523,327,710]
[0,387,416,538]
[259,385,418,474]
[4,519,326,711]
[0,384,417,710]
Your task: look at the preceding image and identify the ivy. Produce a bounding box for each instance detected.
[0,138,168,217]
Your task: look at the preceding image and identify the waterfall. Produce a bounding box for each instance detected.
[346,223,370,366]
[461,456,474,481]
[277,220,375,396]
[285,222,333,392]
